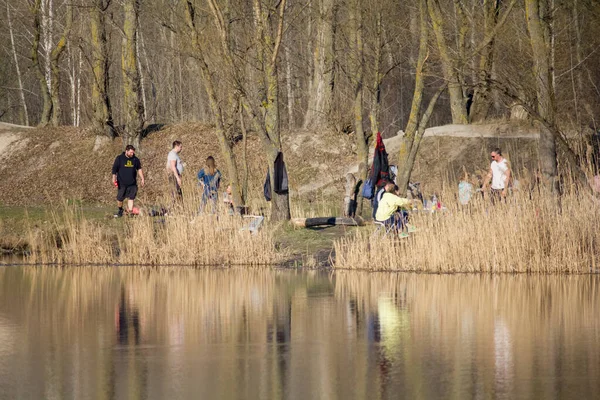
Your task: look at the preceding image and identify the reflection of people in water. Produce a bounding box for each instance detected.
[115,285,141,345]
[111,283,148,399]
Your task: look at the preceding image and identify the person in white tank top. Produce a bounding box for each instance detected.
[482,148,511,202]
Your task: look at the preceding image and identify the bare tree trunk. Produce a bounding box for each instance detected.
[202,0,290,219]
[285,44,295,129]
[454,0,469,99]
[350,0,368,214]
[7,2,29,126]
[239,103,249,202]
[525,0,558,191]
[138,30,155,122]
[136,30,147,122]
[428,0,468,124]
[49,3,73,126]
[397,0,429,194]
[121,0,144,147]
[572,0,591,120]
[254,0,290,221]
[68,42,76,126]
[90,0,115,137]
[178,55,184,120]
[470,0,500,122]
[32,0,52,126]
[398,85,446,193]
[184,0,244,208]
[369,8,382,136]
[303,0,336,130]
[76,47,82,126]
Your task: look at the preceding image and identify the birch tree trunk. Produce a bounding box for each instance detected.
[90,0,115,137]
[41,0,53,92]
[303,0,336,130]
[121,0,144,147]
[7,2,29,126]
[75,47,82,126]
[427,0,468,124]
[67,43,76,126]
[525,0,558,191]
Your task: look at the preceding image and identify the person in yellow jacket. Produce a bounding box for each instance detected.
[375,182,412,232]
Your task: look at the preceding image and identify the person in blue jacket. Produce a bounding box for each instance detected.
[197,156,221,212]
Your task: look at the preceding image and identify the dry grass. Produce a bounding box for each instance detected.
[333,187,600,273]
[24,188,280,266]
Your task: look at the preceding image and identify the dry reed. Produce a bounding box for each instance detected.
[24,188,280,266]
[333,188,600,273]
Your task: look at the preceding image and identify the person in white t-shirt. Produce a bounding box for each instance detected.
[482,148,511,203]
[166,140,184,201]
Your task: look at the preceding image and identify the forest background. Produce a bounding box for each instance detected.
[1,0,600,221]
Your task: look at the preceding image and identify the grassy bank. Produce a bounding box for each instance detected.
[333,188,600,273]
[20,204,280,266]
[2,178,599,272]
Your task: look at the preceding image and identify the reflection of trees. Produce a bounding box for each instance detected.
[334,272,600,399]
[1,268,600,399]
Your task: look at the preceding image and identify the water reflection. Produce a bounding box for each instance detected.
[0,267,599,399]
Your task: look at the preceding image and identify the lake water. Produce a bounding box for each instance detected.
[0,267,599,399]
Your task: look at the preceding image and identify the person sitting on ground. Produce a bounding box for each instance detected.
[372,181,389,219]
[197,156,222,212]
[223,185,235,215]
[375,182,412,232]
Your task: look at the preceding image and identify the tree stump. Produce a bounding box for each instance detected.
[344,173,357,217]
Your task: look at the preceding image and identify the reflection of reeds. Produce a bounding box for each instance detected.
[333,190,600,272]
[24,202,279,266]
[2,267,599,398]
[334,272,600,398]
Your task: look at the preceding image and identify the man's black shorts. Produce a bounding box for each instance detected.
[117,184,138,201]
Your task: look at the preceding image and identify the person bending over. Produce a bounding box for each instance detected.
[112,145,144,217]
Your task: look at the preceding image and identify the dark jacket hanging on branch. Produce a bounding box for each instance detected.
[362,132,390,199]
[263,152,289,201]
[371,132,390,187]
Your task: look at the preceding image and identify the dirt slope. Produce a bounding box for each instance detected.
[0,122,542,206]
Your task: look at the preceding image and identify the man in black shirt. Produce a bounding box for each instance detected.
[111,145,145,217]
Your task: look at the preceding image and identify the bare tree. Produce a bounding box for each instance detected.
[469,0,500,122]
[427,0,468,124]
[349,0,369,213]
[182,0,244,209]
[121,0,144,146]
[31,0,53,126]
[396,0,446,193]
[303,0,336,130]
[49,1,72,126]
[525,0,558,191]
[90,0,115,137]
[7,2,29,125]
